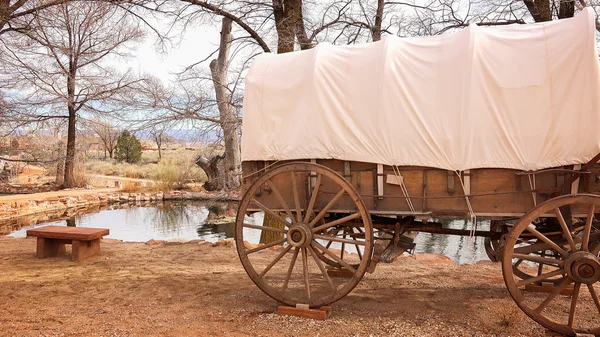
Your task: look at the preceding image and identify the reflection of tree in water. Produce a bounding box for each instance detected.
[415,217,490,263]
[418,217,450,254]
[143,201,201,235]
[142,201,237,239]
[196,203,236,240]
[452,218,469,262]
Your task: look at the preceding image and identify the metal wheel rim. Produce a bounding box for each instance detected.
[235,162,374,308]
[502,194,600,336]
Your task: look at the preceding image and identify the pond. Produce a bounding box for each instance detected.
[8,201,239,243]
[6,202,492,264]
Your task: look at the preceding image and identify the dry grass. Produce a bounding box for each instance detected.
[69,161,90,188]
[85,148,208,191]
[152,158,206,190]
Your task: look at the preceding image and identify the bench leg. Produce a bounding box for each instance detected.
[36,237,66,258]
[72,239,100,262]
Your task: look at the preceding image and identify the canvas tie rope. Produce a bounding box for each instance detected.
[455,171,477,239]
[393,165,416,213]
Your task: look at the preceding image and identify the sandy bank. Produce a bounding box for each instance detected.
[0,237,547,336]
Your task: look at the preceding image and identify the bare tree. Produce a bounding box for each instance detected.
[88,119,120,159]
[148,123,173,160]
[0,0,70,35]
[192,17,241,191]
[4,1,144,187]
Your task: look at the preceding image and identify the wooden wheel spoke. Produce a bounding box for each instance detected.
[534,278,573,313]
[312,241,357,273]
[314,234,366,246]
[312,213,361,233]
[554,208,577,252]
[308,189,346,227]
[303,174,322,224]
[308,246,335,290]
[501,195,600,334]
[290,172,302,223]
[243,223,287,234]
[513,258,524,269]
[302,247,310,301]
[514,242,554,255]
[259,245,293,278]
[568,283,581,328]
[236,162,373,308]
[587,284,600,314]
[516,269,564,288]
[282,248,299,293]
[324,228,340,249]
[525,224,569,257]
[250,198,291,229]
[266,180,296,225]
[340,229,346,260]
[512,253,564,267]
[246,238,287,254]
[351,227,363,260]
[582,204,596,251]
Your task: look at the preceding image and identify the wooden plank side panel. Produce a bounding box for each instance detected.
[241,160,600,217]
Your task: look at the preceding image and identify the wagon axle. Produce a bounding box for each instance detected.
[565,251,600,284]
[287,225,313,248]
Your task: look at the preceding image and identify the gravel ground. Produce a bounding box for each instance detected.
[0,236,549,336]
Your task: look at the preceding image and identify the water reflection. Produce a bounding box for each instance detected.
[8,201,238,243]
[413,218,489,264]
[6,203,492,263]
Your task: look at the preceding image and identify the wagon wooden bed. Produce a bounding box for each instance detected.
[234,9,600,336]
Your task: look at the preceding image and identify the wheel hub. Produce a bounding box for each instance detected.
[565,251,600,284]
[287,224,313,248]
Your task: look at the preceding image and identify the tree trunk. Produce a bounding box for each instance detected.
[200,17,241,191]
[273,0,296,53]
[63,107,76,187]
[55,139,65,185]
[196,154,226,191]
[63,67,77,188]
[372,0,385,41]
[523,0,552,22]
[558,0,575,19]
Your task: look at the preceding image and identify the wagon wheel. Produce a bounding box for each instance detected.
[312,220,366,269]
[502,194,600,336]
[235,162,374,308]
[484,219,508,262]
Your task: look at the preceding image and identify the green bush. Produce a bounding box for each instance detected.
[114,131,142,164]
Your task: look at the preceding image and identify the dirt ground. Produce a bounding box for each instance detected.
[0,236,549,337]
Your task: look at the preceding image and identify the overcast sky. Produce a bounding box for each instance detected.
[126,23,222,84]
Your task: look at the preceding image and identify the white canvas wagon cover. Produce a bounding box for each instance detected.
[241,8,600,171]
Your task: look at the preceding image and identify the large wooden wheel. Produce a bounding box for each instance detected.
[502,194,600,336]
[484,219,508,262]
[235,162,374,308]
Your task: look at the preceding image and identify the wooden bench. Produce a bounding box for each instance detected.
[26,226,110,262]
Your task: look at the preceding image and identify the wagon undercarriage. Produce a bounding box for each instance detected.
[235,160,600,336]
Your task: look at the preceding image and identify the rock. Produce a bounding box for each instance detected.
[413,253,456,265]
[475,260,497,265]
[212,238,234,247]
[243,241,261,250]
[145,239,165,246]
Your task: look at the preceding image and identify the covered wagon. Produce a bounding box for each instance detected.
[236,7,600,336]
